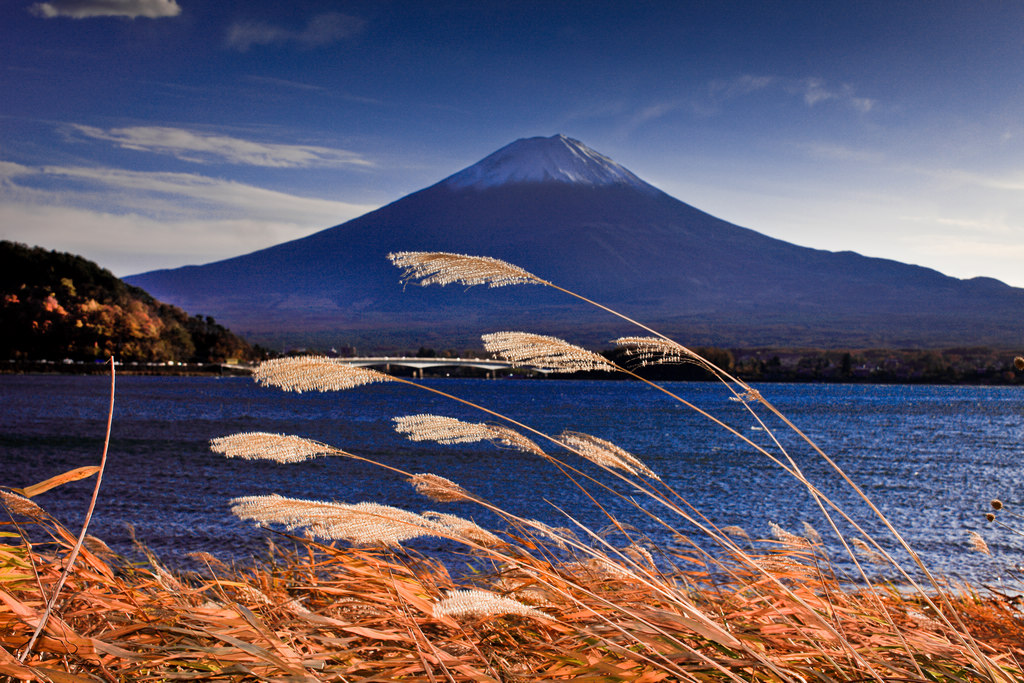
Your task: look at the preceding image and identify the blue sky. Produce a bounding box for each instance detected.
[3,1,1024,287]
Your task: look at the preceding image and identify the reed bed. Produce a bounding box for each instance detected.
[2,252,1023,681]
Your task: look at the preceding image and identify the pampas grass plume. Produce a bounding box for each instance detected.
[433,589,551,621]
[483,331,616,373]
[253,356,394,393]
[210,432,335,464]
[388,251,545,288]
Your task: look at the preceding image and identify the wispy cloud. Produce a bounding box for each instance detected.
[28,0,180,19]
[792,78,875,112]
[226,12,364,52]
[0,161,377,274]
[70,125,373,168]
[708,74,775,101]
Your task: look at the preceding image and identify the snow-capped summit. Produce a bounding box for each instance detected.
[439,134,658,192]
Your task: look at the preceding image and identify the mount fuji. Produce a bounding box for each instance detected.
[126,135,1024,351]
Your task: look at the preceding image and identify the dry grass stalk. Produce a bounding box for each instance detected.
[394,414,546,457]
[253,356,394,393]
[210,432,335,463]
[482,331,616,373]
[388,251,546,288]
[557,430,660,480]
[408,473,473,503]
[433,589,552,621]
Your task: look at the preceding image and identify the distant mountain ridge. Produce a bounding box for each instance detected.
[125,135,1024,351]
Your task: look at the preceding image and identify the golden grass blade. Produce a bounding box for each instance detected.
[482,331,616,373]
[432,589,552,621]
[17,466,100,499]
[253,356,394,393]
[388,251,546,288]
[393,414,546,456]
[209,432,335,464]
[557,431,661,481]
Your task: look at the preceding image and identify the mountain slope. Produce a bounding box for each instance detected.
[125,135,1024,351]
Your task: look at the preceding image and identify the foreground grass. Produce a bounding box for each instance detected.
[5,252,1022,681]
[1,505,1022,682]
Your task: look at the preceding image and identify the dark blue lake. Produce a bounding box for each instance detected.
[1,374,1021,585]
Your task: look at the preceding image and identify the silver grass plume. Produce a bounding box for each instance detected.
[408,473,473,503]
[388,251,546,288]
[613,336,702,369]
[852,538,887,565]
[394,414,546,457]
[968,531,991,555]
[802,521,824,545]
[422,511,503,547]
[482,331,617,374]
[0,490,47,520]
[769,522,809,547]
[557,430,660,481]
[433,589,551,621]
[231,494,444,546]
[210,432,335,464]
[722,525,750,540]
[253,356,394,393]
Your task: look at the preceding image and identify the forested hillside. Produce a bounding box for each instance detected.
[1,241,259,364]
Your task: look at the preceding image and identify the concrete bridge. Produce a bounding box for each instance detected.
[333,356,549,378]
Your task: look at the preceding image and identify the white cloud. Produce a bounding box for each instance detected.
[70,125,373,168]
[793,78,875,112]
[226,12,364,52]
[28,0,180,19]
[0,161,377,275]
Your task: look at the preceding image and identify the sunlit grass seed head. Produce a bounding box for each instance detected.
[0,490,48,520]
[433,589,552,621]
[253,356,394,393]
[422,511,504,547]
[557,430,660,480]
[852,538,887,565]
[613,336,699,367]
[210,432,335,464]
[388,251,546,288]
[769,522,809,547]
[483,331,617,373]
[230,494,442,547]
[407,473,473,503]
[991,499,1003,511]
[393,414,546,456]
[722,525,750,540]
[968,531,990,555]
[1014,356,1024,371]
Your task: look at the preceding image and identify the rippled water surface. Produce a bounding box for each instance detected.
[1,374,1021,583]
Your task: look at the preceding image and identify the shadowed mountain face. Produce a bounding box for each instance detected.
[126,135,1024,351]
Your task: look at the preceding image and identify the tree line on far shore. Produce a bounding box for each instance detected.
[1,241,263,364]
